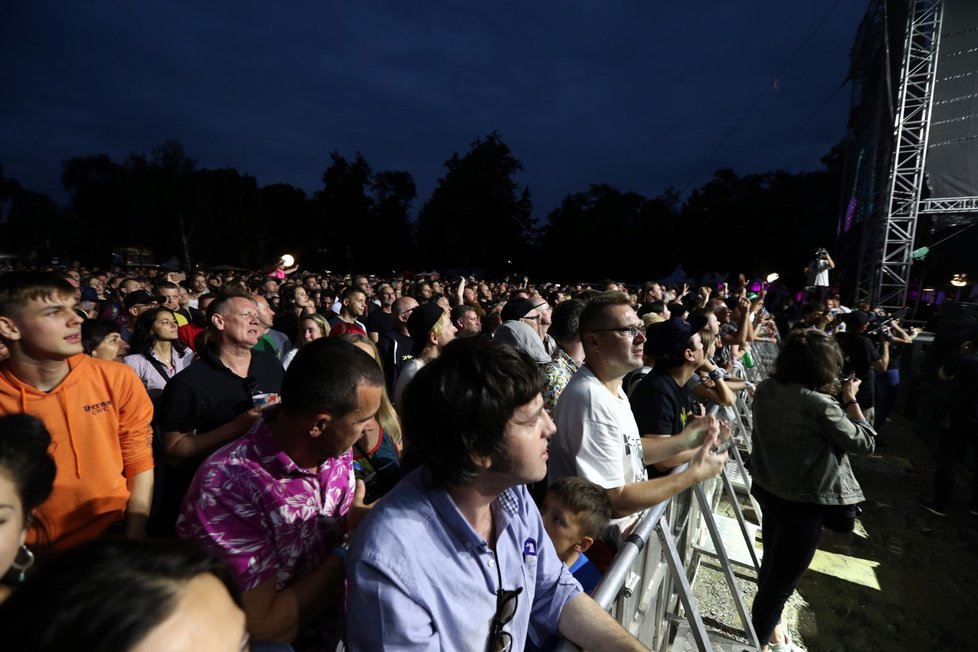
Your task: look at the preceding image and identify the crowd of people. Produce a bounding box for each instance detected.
[0,257,973,651]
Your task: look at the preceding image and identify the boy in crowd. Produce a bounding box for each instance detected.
[541,476,612,594]
[530,477,613,652]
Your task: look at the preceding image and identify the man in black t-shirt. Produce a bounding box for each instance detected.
[376,296,418,397]
[366,283,397,343]
[156,292,285,533]
[631,315,729,477]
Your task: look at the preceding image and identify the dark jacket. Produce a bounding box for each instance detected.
[751,379,876,505]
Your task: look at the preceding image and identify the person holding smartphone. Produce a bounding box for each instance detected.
[749,329,876,651]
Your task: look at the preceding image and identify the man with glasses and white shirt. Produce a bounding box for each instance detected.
[549,292,727,541]
[346,337,646,651]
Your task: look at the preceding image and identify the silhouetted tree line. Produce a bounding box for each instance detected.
[0,132,841,287]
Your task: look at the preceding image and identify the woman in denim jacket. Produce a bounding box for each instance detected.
[750,329,876,651]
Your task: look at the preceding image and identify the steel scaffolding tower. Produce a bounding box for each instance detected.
[870,0,944,311]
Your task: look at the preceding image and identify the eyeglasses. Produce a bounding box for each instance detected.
[590,325,645,338]
[487,557,523,652]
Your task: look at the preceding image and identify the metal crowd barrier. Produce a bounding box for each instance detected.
[556,334,783,652]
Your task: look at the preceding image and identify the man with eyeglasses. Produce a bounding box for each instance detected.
[499,297,543,339]
[549,292,727,541]
[528,291,557,355]
[157,291,284,532]
[346,338,646,651]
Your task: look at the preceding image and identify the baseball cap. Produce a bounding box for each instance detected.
[500,298,537,322]
[124,290,159,310]
[407,303,446,356]
[643,315,709,357]
[493,320,550,364]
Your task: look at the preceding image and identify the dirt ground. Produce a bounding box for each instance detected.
[692,412,978,652]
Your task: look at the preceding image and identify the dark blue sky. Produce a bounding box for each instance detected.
[1,1,868,217]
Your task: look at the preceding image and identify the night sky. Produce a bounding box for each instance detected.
[1,1,868,217]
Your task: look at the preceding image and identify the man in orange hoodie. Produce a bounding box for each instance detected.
[0,272,154,553]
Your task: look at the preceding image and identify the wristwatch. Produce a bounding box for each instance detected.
[708,369,724,382]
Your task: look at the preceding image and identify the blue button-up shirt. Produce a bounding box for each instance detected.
[346,468,582,651]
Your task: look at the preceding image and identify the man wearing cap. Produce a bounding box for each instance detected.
[121,289,159,341]
[631,315,727,476]
[549,292,727,540]
[493,320,550,366]
[392,303,456,408]
[499,297,543,339]
[100,276,141,325]
[527,292,557,354]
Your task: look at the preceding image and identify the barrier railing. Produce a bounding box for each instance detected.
[556,335,782,651]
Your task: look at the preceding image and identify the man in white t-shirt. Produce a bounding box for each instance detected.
[805,248,835,304]
[549,291,727,539]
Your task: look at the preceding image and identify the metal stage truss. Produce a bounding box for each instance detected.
[858,0,943,311]
[855,0,978,311]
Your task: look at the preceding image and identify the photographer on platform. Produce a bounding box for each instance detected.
[804,248,835,305]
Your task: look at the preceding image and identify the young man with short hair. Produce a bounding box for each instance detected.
[347,337,646,651]
[329,287,368,337]
[0,272,154,552]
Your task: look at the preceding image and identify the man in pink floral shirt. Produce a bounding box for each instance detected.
[177,338,383,651]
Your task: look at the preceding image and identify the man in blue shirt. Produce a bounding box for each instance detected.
[346,337,646,651]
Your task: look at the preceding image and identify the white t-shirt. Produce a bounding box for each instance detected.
[809,259,831,287]
[550,366,647,535]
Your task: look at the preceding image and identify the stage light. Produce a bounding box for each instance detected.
[950,273,968,287]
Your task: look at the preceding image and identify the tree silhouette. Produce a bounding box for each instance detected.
[317,152,374,271]
[416,132,534,272]
[370,170,416,270]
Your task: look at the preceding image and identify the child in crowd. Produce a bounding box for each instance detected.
[529,477,613,652]
[540,476,612,594]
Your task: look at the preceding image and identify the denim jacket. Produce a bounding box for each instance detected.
[750,379,876,505]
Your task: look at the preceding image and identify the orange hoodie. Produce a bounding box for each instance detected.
[0,354,154,551]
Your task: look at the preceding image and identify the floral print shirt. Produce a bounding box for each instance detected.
[177,420,355,593]
[542,347,581,417]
